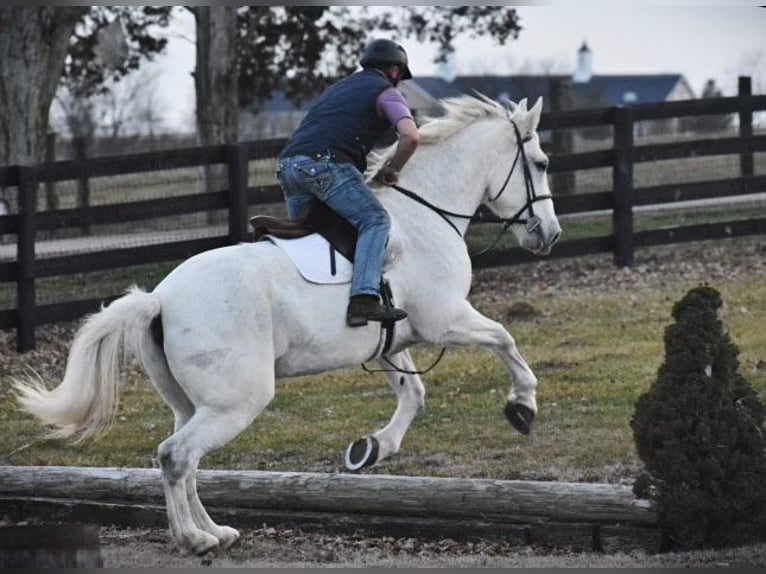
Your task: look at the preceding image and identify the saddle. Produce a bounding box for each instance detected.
[250,199,398,354]
[250,199,357,263]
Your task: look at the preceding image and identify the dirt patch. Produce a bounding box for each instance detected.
[94,525,766,568]
[505,301,542,320]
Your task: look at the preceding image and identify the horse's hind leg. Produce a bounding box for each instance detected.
[141,333,239,549]
[158,400,273,555]
[141,328,195,431]
[156,353,275,555]
[345,350,425,470]
[184,459,239,549]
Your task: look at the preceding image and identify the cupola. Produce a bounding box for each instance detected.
[573,41,592,83]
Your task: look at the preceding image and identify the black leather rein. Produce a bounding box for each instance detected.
[389,119,553,257]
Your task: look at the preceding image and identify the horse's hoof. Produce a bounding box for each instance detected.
[505,402,535,435]
[183,530,220,556]
[344,436,379,471]
[216,526,240,551]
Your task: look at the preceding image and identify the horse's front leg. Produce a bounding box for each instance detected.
[435,303,538,434]
[345,349,425,470]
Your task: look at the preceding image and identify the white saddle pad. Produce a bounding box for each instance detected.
[266,233,353,285]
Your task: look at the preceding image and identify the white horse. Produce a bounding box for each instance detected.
[14,95,561,555]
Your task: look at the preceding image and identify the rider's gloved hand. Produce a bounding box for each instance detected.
[374,165,399,186]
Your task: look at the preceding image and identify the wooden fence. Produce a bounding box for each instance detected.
[1,77,765,351]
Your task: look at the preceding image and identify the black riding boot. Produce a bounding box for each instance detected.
[346,294,407,327]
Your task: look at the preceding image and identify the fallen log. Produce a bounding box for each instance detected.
[0,465,655,525]
[0,466,660,552]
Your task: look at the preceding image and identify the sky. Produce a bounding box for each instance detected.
[147,5,766,134]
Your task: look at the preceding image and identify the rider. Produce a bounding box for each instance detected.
[276,39,419,328]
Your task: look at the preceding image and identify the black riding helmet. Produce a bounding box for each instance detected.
[360,39,413,80]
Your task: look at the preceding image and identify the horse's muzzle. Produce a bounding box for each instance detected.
[529,224,561,255]
[547,228,562,247]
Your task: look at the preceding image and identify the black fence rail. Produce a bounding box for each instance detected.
[1,78,765,351]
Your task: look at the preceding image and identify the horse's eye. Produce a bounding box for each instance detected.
[535,161,549,171]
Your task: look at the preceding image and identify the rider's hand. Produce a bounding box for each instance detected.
[374,165,399,186]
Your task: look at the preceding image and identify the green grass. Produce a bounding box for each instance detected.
[1,266,764,484]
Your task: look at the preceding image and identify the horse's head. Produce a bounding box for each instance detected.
[484,97,561,255]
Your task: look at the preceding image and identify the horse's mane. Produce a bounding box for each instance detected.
[366,93,507,180]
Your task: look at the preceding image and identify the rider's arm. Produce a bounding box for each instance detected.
[387,117,419,172]
[375,88,419,184]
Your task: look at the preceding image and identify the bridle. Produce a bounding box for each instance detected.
[390,119,553,257]
[366,117,555,376]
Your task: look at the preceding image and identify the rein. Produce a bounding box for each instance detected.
[389,119,552,258]
[370,118,553,375]
[361,347,447,375]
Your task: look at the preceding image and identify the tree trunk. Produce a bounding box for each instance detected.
[0,7,87,167]
[193,5,239,219]
[194,6,239,148]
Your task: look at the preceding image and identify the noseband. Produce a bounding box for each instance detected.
[391,118,553,255]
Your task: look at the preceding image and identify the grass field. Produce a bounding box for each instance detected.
[1,237,764,486]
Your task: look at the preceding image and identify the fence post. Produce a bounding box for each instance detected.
[73,136,91,236]
[738,76,753,179]
[612,106,634,267]
[226,143,249,244]
[16,166,38,352]
[550,77,575,195]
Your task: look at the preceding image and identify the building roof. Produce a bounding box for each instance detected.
[450,75,556,106]
[256,40,694,117]
[424,73,690,109]
[256,73,691,117]
[573,74,689,106]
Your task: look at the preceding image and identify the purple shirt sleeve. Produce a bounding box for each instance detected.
[376,87,413,127]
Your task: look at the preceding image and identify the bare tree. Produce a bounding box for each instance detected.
[105,68,166,139]
[53,89,98,143]
[134,80,166,141]
[52,67,165,143]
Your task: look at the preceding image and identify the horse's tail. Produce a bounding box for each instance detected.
[13,286,161,442]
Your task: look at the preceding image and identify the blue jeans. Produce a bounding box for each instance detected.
[276,154,391,298]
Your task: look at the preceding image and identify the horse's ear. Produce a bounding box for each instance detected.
[513,96,543,139]
[529,96,543,129]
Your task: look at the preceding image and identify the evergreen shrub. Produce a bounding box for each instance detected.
[631,285,766,550]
